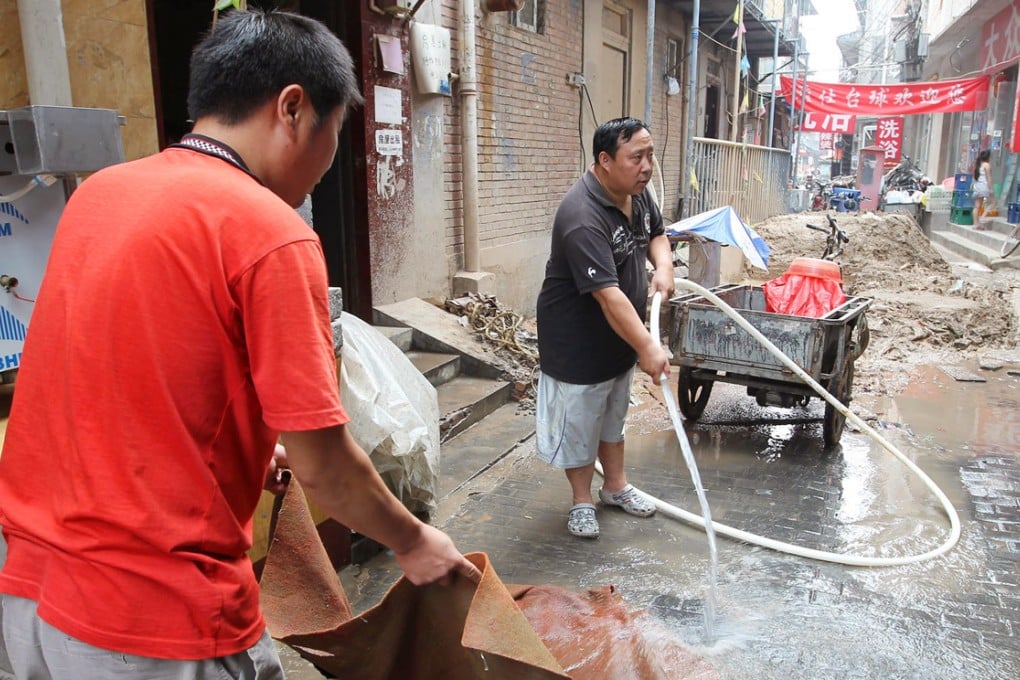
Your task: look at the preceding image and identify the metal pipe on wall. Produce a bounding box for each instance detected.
[459,0,480,272]
[645,0,655,125]
[683,0,701,218]
[730,0,744,142]
[789,0,801,182]
[17,0,73,106]
[768,17,780,149]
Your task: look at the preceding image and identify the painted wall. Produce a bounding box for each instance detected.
[0,0,158,161]
[355,5,428,308]
[407,1,460,307]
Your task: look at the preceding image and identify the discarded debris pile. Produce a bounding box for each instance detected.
[444,293,539,402]
[750,211,1019,394]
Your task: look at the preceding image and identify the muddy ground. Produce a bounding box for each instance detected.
[747,212,1020,396]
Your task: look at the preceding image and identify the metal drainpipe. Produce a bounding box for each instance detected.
[17,0,73,105]
[729,0,744,142]
[682,0,700,218]
[789,1,801,182]
[768,17,780,149]
[645,0,655,125]
[459,0,480,273]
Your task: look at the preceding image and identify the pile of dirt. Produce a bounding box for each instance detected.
[749,212,1020,395]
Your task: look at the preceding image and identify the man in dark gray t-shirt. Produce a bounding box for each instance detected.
[535,118,675,539]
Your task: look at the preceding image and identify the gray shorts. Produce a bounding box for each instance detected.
[1,594,283,680]
[535,368,634,469]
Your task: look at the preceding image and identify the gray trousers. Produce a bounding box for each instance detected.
[1,594,284,680]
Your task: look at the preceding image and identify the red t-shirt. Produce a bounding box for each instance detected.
[0,148,349,659]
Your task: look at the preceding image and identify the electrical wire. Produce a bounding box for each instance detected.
[581,83,598,125]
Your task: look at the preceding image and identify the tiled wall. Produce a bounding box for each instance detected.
[0,0,158,162]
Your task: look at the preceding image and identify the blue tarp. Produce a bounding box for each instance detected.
[665,206,771,271]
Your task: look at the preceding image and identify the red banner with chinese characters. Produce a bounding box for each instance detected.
[876,117,903,165]
[980,0,1020,73]
[780,75,990,116]
[795,112,856,133]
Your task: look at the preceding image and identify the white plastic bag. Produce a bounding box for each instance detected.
[338,312,439,514]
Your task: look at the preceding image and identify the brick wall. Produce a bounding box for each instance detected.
[438,1,584,269]
[650,5,689,223]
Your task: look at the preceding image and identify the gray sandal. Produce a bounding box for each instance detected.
[568,502,599,538]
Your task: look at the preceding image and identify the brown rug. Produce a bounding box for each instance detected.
[259,481,716,679]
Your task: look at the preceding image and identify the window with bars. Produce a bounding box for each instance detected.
[511,0,543,33]
[666,37,681,78]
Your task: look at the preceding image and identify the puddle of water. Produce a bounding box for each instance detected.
[880,363,1020,454]
[618,365,1016,678]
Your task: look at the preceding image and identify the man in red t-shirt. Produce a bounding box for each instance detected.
[0,9,479,678]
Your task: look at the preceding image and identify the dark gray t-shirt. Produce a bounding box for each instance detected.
[536,171,664,384]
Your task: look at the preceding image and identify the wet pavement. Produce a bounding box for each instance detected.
[338,361,1019,679]
[4,359,1017,678]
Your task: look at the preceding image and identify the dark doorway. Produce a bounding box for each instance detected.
[704,84,719,139]
[299,0,373,320]
[146,0,372,318]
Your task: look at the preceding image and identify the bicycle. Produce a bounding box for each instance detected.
[806,213,849,261]
[1002,222,1020,258]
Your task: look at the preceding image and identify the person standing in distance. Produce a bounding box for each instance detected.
[0,10,479,679]
[535,117,674,539]
[972,149,993,229]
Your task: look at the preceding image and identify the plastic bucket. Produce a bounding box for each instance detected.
[1008,202,1020,225]
[787,257,842,283]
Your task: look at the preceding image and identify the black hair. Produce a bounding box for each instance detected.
[592,117,650,163]
[187,9,362,127]
[973,149,990,181]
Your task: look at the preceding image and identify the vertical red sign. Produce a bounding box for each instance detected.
[1013,85,1020,153]
[877,117,903,165]
[980,0,1020,73]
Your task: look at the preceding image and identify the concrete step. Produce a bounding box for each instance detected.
[373,325,413,352]
[437,375,511,442]
[406,351,460,387]
[374,298,507,379]
[931,227,1020,270]
[437,402,535,500]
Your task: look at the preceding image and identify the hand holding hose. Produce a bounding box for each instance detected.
[637,340,671,382]
[648,291,670,386]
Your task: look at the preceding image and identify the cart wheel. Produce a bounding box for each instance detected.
[823,360,855,448]
[852,314,870,360]
[677,368,714,421]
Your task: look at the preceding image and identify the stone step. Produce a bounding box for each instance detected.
[437,375,511,441]
[436,402,535,500]
[931,228,1020,270]
[373,325,413,352]
[374,298,506,379]
[406,351,460,387]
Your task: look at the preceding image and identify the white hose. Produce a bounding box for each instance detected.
[597,286,961,567]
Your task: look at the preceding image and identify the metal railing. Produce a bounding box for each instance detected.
[682,137,791,224]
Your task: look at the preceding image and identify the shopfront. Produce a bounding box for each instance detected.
[940,1,1020,202]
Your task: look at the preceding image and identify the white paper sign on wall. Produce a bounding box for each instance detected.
[410,23,452,96]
